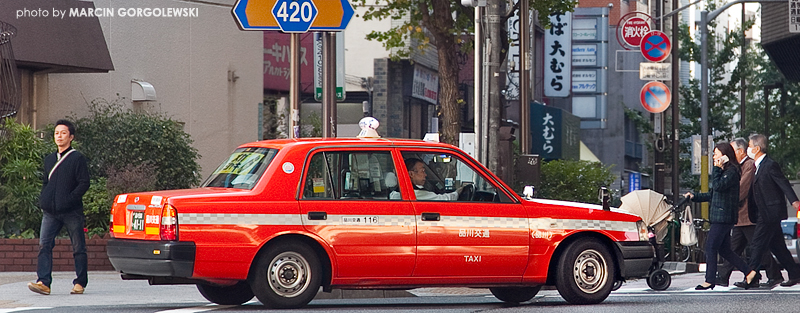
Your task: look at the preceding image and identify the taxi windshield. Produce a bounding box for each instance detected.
[202,147,278,189]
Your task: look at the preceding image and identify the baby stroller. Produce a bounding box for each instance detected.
[620,189,691,291]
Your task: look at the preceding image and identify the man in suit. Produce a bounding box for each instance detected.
[746,134,800,287]
[722,138,782,287]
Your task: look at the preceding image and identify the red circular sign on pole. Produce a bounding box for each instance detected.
[640,81,671,113]
[621,17,650,47]
[640,30,671,62]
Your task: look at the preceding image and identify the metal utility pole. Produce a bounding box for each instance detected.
[474,4,484,164]
[486,0,504,173]
[322,32,337,138]
[740,3,747,131]
[290,33,301,138]
[671,0,680,205]
[519,0,530,155]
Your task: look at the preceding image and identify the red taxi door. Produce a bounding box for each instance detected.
[298,148,416,278]
[400,151,529,282]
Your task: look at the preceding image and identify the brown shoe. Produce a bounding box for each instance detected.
[70,284,84,294]
[27,282,50,295]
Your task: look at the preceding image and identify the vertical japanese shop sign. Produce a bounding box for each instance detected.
[544,12,572,97]
[530,102,579,160]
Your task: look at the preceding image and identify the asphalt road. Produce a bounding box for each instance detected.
[4,271,800,312]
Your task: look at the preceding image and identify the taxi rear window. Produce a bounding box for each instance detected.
[202,147,277,189]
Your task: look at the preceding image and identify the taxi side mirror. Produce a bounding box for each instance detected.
[599,186,610,211]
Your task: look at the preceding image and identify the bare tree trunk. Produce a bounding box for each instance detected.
[428,0,462,147]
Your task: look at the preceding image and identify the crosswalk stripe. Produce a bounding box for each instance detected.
[0,309,53,313]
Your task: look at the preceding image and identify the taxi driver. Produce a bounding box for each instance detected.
[405,158,465,201]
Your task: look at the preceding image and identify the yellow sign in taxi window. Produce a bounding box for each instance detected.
[218,152,265,175]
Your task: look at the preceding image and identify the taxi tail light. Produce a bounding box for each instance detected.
[109,204,115,238]
[160,204,178,241]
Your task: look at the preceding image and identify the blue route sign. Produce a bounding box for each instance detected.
[272,0,318,33]
[639,30,671,62]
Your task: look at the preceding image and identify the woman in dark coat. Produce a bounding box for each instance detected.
[684,142,758,290]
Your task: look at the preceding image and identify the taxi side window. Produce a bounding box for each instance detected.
[302,151,401,200]
[401,151,513,203]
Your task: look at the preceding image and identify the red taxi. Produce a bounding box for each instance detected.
[106,121,652,308]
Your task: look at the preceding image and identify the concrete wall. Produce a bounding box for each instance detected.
[32,0,262,179]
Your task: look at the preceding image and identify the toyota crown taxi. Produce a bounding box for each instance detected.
[106,119,653,308]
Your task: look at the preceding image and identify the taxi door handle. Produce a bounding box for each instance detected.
[308,211,327,220]
[421,212,440,221]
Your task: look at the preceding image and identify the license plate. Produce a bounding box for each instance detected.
[131,211,144,231]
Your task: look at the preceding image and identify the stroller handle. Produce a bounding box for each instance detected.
[671,197,691,213]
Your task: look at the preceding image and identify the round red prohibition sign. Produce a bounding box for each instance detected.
[640,30,671,62]
[640,81,671,113]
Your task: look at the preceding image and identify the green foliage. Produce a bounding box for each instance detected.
[83,177,111,237]
[538,159,615,204]
[0,118,49,237]
[70,98,201,190]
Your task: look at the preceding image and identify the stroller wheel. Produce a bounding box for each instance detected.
[611,280,623,291]
[647,269,671,291]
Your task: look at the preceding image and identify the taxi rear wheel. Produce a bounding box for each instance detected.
[196,281,254,305]
[555,238,615,304]
[490,286,542,303]
[250,241,322,309]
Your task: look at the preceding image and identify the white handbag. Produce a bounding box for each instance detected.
[680,207,698,246]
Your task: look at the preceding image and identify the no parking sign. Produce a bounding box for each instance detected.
[640,31,671,62]
[640,81,671,113]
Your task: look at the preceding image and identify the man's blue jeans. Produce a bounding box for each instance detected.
[36,210,88,288]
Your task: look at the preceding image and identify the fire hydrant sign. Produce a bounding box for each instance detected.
[791,0,800,33]
[621,17,650,47]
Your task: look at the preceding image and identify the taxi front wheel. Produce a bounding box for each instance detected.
[197,281,253,305]
[490,286,542,303]
[555,238,615,304]
[250,240,322,309]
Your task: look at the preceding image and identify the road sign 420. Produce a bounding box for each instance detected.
[273,0,317,26]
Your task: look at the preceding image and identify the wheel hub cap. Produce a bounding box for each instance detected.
[573,249,607,294]
[268,251,311,298]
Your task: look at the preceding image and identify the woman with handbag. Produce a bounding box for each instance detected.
[684,142,758,290]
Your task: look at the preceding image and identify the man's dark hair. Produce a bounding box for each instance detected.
[404,158,424,172]
[55,119,76,136]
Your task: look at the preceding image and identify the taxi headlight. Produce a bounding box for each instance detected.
[636,220,648,241]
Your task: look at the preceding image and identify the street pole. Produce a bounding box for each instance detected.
[700,10,709,217]
[486,0,503,174]
[670,0,680,261]
[519,0,530,156]
[322,32,337,138]
[290,33,301,138]
[474,5,484,164]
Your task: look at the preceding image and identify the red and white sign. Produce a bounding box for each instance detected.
[640,81,671,113]
[621,17,650,47]
[640,31,671,62]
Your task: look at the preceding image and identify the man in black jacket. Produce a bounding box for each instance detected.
[28,120,90,295]
[746,134,800,287]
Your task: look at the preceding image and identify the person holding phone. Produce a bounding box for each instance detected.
[684,142,757,290]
